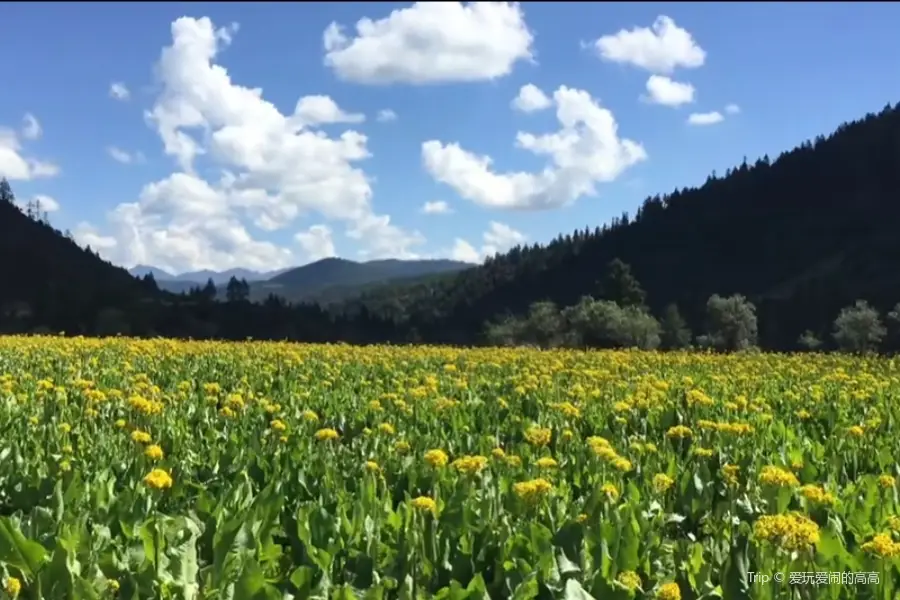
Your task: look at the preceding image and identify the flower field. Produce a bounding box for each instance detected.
[0,337,899,599]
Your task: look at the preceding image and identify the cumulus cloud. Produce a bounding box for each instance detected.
[593,16,705,74]
[0,126,59,180]
[107,146,145,164]
[451,221,525,263]
[294,224,336,262]
[643,75,695,107]
[14,194,60,214]
[21,114,42,140]
[725,103,741,115]
[323,2,534,84]
[512,83,551,113]
[110,82,130,100]
[376,109,397,122]
[423,86,646,210]
[687,111,724,126]
[74,16,423,273]
[421,200,452,215]
[292,95,365,126]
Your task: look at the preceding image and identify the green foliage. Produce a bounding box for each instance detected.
[700,294,758,352]
[659,304,692,350]
[833,300,886,353]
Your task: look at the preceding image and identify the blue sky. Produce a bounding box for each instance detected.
[3,2,900,274]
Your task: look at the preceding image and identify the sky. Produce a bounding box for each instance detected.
[3,2,900,274]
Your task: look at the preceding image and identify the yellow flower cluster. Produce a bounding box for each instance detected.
[512,478,553,504]
[860,533,900,558]
[424,449,449,468]
[452,455,488,474]
[759,465,800,488]
[752,513,820,552]
[524,426,552,447]
[143,468,174,490]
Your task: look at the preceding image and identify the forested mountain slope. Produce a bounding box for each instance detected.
[345,103,900,349]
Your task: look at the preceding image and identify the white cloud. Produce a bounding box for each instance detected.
[644,75,694,107]
[109,82,130,101]
[294,224,336,262]
[512,83,551,113]
[423,85,646,210]
[724,103,741,115]
[14,194,60,214]
[74,16,422,273]
[292,95,365,126]
[21,114,42,140]
[376,109,397,122]
[421,200,452,215]
[687,111,724,126]
[33,194,59,213]
[0,127,59,180]
[107,146,145,164]
[323,2,534,84]
[593,16,705,74]
[451,221,525,263]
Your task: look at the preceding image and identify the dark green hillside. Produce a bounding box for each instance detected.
[344,103,900,349]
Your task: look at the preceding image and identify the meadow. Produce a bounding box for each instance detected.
[0,337,898,599]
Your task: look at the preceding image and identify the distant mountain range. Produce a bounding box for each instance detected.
[128,258,474,304]
[128,265,290,285]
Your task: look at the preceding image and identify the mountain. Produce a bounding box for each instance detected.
[344,102,900,349]
[129,264,176,280]
[126,259,473,303]
[127,266,289,285]
[0,180,158,333]
[253,258,474,303]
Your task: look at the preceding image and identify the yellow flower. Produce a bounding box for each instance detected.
[452,455,489,474]
[759,466,799,488]
[410,496,437,513]
[59,422,71,434]
[424,449,449,468]
[878,474,895,489]
[665,425,692,440]
[611,457,633,472]
[394,440,410,454]
[656,582,681,600]
[114,418,126,428]
[4,576,21,597]
[130,430,152,444]
[108,580,120,592]
[378,422,395,435]
[693,447,714,458]
[653,473,675,493]
[513,478,553,504]
[535,456,558,469]
[144,444,164,460]
[365,460,381,473]
[575,513,588,524]
[860,533,900,558]
[524,426,552,447]
[798,485,835,506]
[491,447,506,459]
[302,409,319,422]
[143,468,173,490]
[616,570,641,591]
[722,464,740,487]
[887,515,900,532]
[505,455,523,468]
[753,513,819,551]
[601,483,619,501]
[269,419,287,432]
[847,425,864,437]
[314,428,339,441]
